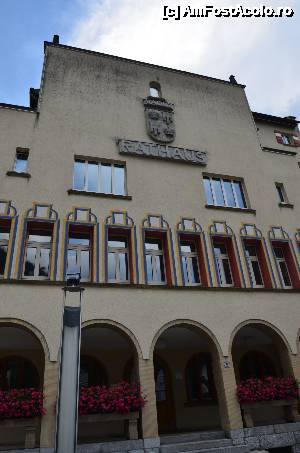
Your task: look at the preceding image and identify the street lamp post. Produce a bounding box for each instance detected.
[55,274,84,453]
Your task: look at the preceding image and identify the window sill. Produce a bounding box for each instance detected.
[205,204,256,214]
[262,147,297,156]
[278,202,294,209]
[6,170,31,178]
[68,189,132,200]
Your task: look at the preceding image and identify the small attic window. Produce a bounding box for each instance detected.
[149,82,161,98]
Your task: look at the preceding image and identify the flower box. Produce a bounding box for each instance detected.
[241,399,300,428]
[0,417,40,448]
[237,377,300,427]
[79,411,139,440]
[0,388,45,420]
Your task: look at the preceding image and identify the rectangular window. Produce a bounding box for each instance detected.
[273,246,292,288]
[203,176,247,209]
[213,242,233,286]
[23,225,53,279]
[107,234,129,283]
[244,244,264,287]
[73,159,126,196]
[275,183,289,204]
[180,239,201,285]
[14,148,29,173]
[67,228,92,282]
[145,237,166,284]
[0,223,10,277]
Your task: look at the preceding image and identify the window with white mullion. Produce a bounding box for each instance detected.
[273,246,292,288]
[213,242,233,287]
[67,235,91,282]
[231,180,238,208]
[107,236,129,283]
[208,178,216,205]
[0,227,10,277]
[180,240,200,285]
[145,238,166,284]
[244,244,264,288]
[220,179,228,207]
[23,231,52,279]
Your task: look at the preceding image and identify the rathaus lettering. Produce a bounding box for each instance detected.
[118,139,208,166]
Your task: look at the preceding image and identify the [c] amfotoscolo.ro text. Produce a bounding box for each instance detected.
[163,4,294,20]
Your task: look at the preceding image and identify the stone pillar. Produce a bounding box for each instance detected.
[138,357,159,440]
[212,352,243,431]
[40,360,59,449]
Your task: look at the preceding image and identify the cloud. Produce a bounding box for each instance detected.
[70,0,300,117]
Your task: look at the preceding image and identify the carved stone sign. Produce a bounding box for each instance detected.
[143,97,175,143]
[118,139,208,166]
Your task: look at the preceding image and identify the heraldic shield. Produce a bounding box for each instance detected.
[143,97,175,143]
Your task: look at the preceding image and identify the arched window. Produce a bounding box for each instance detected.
[149,82,161,98]
[0,356,40,389]
[186,354,216,402]
[79,356,107,387]
[239,351,277,381]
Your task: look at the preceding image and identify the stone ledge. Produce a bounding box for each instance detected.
[244,425,274,437]
[259,432,295,449]
[274,422,300,433]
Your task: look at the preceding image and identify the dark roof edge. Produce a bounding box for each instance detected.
[44,41,246,89]
[253,111,298,127]
[0,102,36,113]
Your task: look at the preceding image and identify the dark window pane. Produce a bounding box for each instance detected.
[81,250,90,280]
[101,164,112,193]
[212,178,225,205]
[222,258,233,284]
[274,247,284,259]
[108,253,116,280]
[276,185,285,202]
[0,245,8,275]
[114,165,125,195]
[73,160,85,190]
[39,248,50,277]
[251,261,263,286]
[213,243,227,256]
[279,261,292,287]
[223,180,236,207]
[155,255,165,282]
[190,256,200,283]
[245,245,257,257]
[119,253,128,281]
[24,247,36,276]
[87,162,99,192]
[233,181,247,208]
[203,177,214,204]
[155,368,166,401]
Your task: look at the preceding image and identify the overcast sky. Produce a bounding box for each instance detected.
[1,0,299,118]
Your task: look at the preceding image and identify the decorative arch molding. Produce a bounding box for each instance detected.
[228,318,295,356]
[0,318,50,361]
[149,319,223,360]
[82,319,143,360]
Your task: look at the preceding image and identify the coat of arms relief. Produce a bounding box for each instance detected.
[143,97,175,143]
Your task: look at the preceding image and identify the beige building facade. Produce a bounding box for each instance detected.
[1,36,300,452]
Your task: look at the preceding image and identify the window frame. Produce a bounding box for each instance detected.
[107,233,130,283]
[203,175,248,209]
[22,224,53,280]
[244,243,264,288]
[179,237,201,286]
[73,158,127,196]
[273,245,293,289]
[66,227,93,282]
[13,148,29,174]
[213,241,234,287]
[144,236,166,285]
